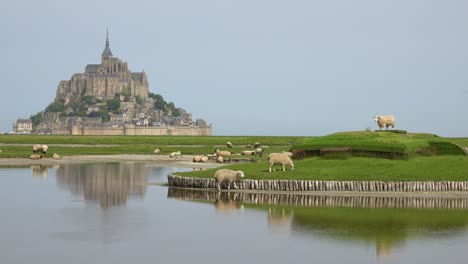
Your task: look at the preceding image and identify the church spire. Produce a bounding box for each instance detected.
[101,28,113,59]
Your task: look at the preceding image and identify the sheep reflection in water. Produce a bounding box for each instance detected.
[214,192,244,213]
[31,164,48,178]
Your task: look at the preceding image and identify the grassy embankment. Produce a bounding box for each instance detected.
[178,131,468,181]
[0,135,302,158]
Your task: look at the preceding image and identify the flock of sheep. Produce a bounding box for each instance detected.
[29,144,61,160]
[153,140,296,191]
[202,114,396,191]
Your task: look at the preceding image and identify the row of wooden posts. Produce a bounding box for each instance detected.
[168,174,468,192]
[167,187,468,209]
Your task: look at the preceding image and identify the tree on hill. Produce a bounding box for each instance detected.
[45,100,65,112]
[106,97,121,111]
[30,112,43,127]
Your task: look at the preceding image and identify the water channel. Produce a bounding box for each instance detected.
[1,162,467,264]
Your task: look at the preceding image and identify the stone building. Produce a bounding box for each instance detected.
[15,119,33,133]
[55,30,149,105]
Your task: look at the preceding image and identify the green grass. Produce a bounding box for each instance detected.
[0,135,303,146]
[291,131,465,155]
[178,156,468,181]
[0,145,290,159]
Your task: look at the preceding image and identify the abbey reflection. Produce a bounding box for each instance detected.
[56,163,148,208]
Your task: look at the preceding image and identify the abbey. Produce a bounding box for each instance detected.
[56,30,149,104]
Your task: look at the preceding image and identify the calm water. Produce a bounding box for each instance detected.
[1,162,468,264]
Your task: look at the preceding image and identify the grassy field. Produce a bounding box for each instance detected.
[0,135,303,146]
[0,144,289,159]
[178,156,468,181]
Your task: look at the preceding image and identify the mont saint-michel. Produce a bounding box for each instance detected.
[18,32,211,136]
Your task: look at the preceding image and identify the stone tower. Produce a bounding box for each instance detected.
[101,29,113,65]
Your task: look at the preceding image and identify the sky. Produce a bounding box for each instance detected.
[1,0,467,136]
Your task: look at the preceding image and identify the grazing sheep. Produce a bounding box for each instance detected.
[169,151,181,158]
[200,156,209,162]
[216,155,224,163]
[374,115,396,130]
[226,142,233,148]
[268,153,294,173]
[215,149,232,157]
[254,142,261,148]
[241,150,255,156]
[30,154,42,160]
[33,144,49,154]
[153,148,161,154]
[254,147,264,157]
[282,151,293,157]
[41,145,49,154]
[214,169,245,191]
[52,153,61,160]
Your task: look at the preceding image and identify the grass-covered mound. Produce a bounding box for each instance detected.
[177,156,468,182]
[291,131,465,156]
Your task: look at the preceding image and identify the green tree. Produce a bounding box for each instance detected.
[45,100,65,112]
[30,112,43,127]
[136,95,143,105]
[106,97,121,111]
[100,111,110,122]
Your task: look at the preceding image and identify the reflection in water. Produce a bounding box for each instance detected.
[56,163,148,208]
[268,208,293,233]
[214,192,243,213]
[168,188,468,257]
[30,165,48,177]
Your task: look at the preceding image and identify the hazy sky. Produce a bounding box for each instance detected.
[1,0,467,136]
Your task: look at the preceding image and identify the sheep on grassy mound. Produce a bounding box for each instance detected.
[30,154,42,160]
[268,153,294,173]
[254,147,264,157]
[169,151,181,158]
[226,142,233,148]
[153,148,161,154]
[215,149,232,157]
[241,150,255,156]
[254,142,261,148]
[32,144,49,154]
[214,169,245,191]
[374,115,396,130]
[52,153,61,160]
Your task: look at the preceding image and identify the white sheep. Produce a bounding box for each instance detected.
[268,153,294,173]
[214,169,245,191]
[254,147,264,157]
[215,149,232,157]
[30,154,42,160]
[241,150,255,156]
[193,155,208,162]
[32,144,48,154]
[216,155,224,163]
[226,142,233,148]
[374,115,396,130]
[52,153,61,160]
[254,142,261,148]
[169,151,181,158]
[153,148,161,154]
